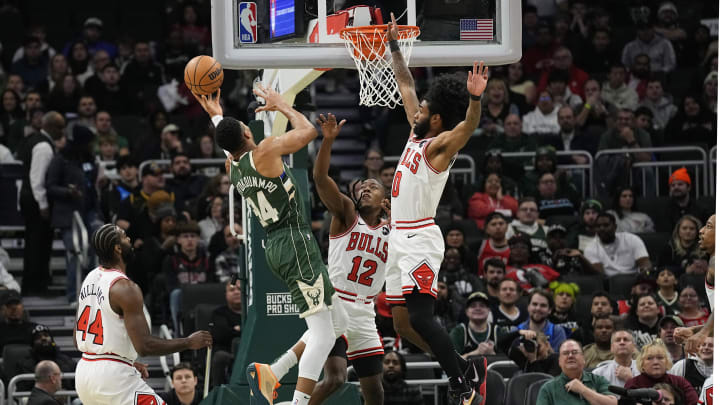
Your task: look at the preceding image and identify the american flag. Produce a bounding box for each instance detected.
[460,19,494,41]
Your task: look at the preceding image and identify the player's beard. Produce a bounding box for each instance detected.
[120,243,135,264]
[413,117,430,138]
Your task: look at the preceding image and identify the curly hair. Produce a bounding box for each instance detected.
[424,72,469,131]
[216,117,247,154]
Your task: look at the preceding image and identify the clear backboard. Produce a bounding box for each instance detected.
[211,0,521,69]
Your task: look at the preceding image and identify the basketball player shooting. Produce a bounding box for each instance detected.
[384,12,489,405]
[193,87,338,405]
[74,224,213,405]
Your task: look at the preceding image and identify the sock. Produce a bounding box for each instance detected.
[292,390,311,405]
[270,349,298,380]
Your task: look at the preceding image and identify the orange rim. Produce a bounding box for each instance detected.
[339,25,420,41]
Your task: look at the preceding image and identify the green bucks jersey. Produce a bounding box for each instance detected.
[229,151,307,232]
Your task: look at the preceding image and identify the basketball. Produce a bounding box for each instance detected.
[184,55,224,95]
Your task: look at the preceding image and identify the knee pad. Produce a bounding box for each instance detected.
[298,310,336,381]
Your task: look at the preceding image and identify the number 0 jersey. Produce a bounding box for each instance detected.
[328,215,390,302]
[229,151,307,232]
[75,267,151,362]
[391,135,454,226]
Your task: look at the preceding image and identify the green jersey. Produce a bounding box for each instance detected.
[229,151,308,232]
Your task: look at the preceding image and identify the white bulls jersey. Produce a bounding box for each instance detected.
[328,215,390,303]
[391,135,453,226]
[75,267,151,362]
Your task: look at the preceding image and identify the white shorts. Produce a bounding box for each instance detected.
[76,357,165,405]
[336,299,384,361]
[385,225,444,304]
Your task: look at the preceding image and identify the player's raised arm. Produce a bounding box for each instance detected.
[193,89,224,120]
[312,114,356,228]
[387,12,420,126]
[111,279,212,356]
[430,61,488,159]
[254,84,318,156]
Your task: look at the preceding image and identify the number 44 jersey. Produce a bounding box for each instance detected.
[328,216,390,303]
[75,267,151,362]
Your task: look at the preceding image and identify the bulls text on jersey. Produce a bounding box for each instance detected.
[345,231,388,263]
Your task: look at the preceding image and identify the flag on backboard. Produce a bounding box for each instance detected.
[460,19,494,41]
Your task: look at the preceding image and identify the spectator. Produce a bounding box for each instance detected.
[617,275,657,316]
[535,172,577,219]
[582,314,615,369]
[489,114,537,174]
[0,290,36,351]
[547,224,598,275]
[361,148,383,181]
[519,289,567,352]
[656,268,680,314]
[434,274,464,332]
[159,363,202,405]
[626,53,651,101]
[167,151,208,217]
[209,281,243,387]
[584,212,651,276]
[444,224,476,272]
[116,162,170,242]
[132,202,177,295]
[491,278,528,330]
[665,94,716,146]
[540,106,597,162]
[573,291,618,345]
[67,95,97,134]
[6,91,43,151]
[46,125,102,304]
[0,89,23,140]
[176,4,211,51]
[536,339,616,405]
[577,78,613,135]
[623,293,661,347]
[509,331,561,376]
[100,155,139,222]
[602,63,639,111]
[382,351,423,405]
[592,329,640,386]
[67,41,92,85]
[656,168,713,232]
[658,314,685,363]
[506,232,561,292]
[46,74,82,115]
[11,36,49,89]
[467,173,518,229]
[92,64,133,114]
[607,187,655,234]
[653,2,686,47]
[638,77,678,131]
[477,212,510,274]
[26,360,62,405]
[379,162,395,191]
[549,281,580,336]
[12,24,56,63]
[677,285,710,327]
[64,17,118,59]
[622,21,677,73]
[538,47,590,96]
[18,111,65,295]
[680,24,712,69]
[480,149,521,197]
[82,49,112,95]
[36,54,69,95]
[522,90,560,135]
[97,134,118,162]
[634,105,663,147]
[121,40,166,112]
[659,215,707,272]
[479,77,520,136]
[16,325,76,390]
[522,21,558,77]
[195,173,230,220]
[521,5,540,48]
[507,61,536,107]
[161,220,211,333]
[624,340,698,405]
[668,335,713,394]
[506,197,552,266]
[576,28,619,76]
[214,224,244,283]
[442,247,482,299]
[598,108,653,162]
[450,291,496,358]
[701,71,717,115]
[199,195,225,244]
[520,146,578,206]
[547,69,583,109]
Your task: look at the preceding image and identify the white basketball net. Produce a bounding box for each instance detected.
[340,26,419,108]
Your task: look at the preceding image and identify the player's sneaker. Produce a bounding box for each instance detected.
[450,387,483,405]
[463,357,487,405]
[246,362,281,405]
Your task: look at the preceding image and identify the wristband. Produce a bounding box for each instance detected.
[584,103,592,110]
[388,39,400,52]
[470,94,482,101]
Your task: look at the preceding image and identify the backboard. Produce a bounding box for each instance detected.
[211,0,521,69]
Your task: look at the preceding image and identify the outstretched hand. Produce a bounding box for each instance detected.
[253,83,287,113]
[386,12,399,42]
[192,89,223,117]
[316,113,346,141]
[468,61,490,97]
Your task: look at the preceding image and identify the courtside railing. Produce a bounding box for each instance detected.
[500,150,594,199]
[137,158,226,182]
[595,146,708,198]
[385,154,476,185]
[7,373,77,405]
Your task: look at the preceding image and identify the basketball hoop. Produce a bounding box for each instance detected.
[339,25,420,108]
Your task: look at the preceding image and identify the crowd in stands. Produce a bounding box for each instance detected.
[0,0,717,403]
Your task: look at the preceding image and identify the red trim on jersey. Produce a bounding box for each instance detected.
[410,134,435,144]
[395,223,435,230]
[385,294,406,303]
[706,279,714,290]
[99,267,125,274]
[365,220,385,230]
[348,350,385,361]
[421,139,442,174]
[395,218,433,224]
[335,288,357,296]
[109,275,130,290]
[329,215,359,239]
[347,345,384,355]
[81,356,133,366]
[338,296,356,303]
